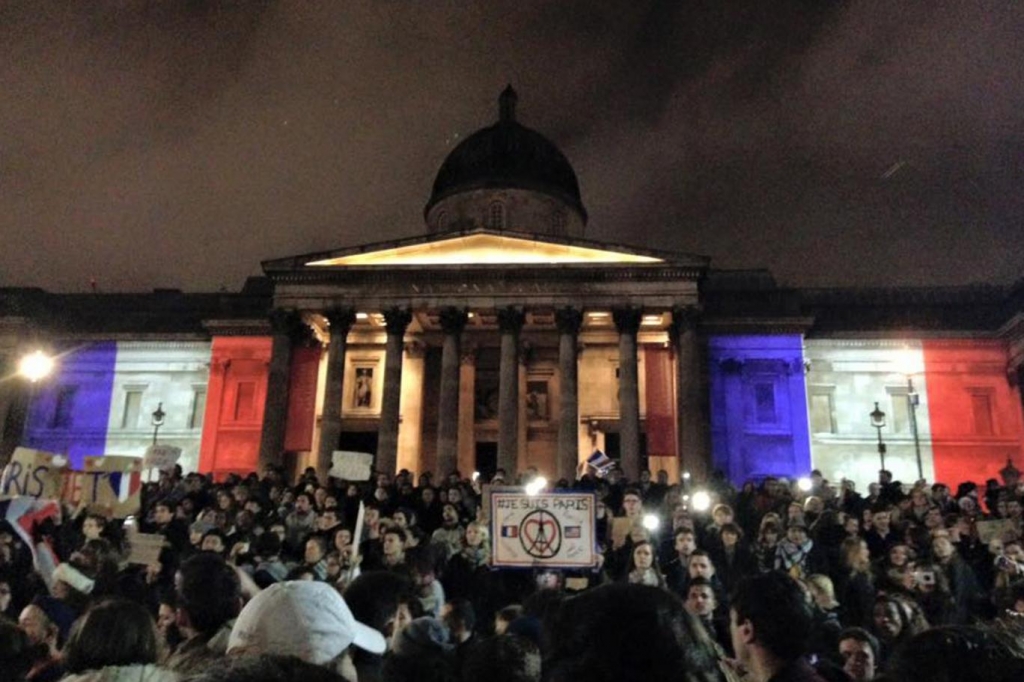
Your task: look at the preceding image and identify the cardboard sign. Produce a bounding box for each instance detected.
[610,517,634,550]
[329,451,374,481]
[143,445,181,471]
[976,519,1016,544]
[63,456,144,517]
[491,491,597,569]
[1,448,66,499]
[127,532,166,566]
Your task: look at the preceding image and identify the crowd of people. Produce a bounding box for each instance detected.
[1,456,1024,682]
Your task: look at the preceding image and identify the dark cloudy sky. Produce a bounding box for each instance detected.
[1,1,1021,292]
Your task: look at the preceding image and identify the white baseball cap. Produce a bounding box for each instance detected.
[228,581,387,664]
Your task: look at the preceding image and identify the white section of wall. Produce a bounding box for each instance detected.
[805,340,935,492]
[106,341,212,473]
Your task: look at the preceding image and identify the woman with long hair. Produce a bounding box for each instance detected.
[835,536,875,628]
[623,540,666,589]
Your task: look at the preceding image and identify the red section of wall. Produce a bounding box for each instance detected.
[199,337,272,477]
[643,345,677,458]
[284,346,322,451]
[923,340,1024,487]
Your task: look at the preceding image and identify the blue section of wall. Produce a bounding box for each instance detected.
[23,342,118,469]
[708,335,812,483]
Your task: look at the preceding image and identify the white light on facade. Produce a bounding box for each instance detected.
[18,350,55,383]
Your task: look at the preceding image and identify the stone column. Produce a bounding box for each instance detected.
[258,310,297,469]
[377,307,412,476]
[671,306,708,481]
[556,307,582,482]
[437,307,468,477]
[317,307,355,477]
[457,348,477,476]
[0,350,30,468]
[497,307,525,478]
[613,307,643,481]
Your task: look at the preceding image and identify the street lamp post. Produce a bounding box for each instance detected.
[870,402,887,471]
[906,376,923,481]
[151,402,165,445]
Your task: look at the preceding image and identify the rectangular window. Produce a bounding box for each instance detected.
[52,385,77,429]
[189,388,207,429]
[121,390,143,429]
[753,382,777,424]
[234,382,256,420]
[970,392,994,436]
[809,390,836,434]
[887,387,910,433]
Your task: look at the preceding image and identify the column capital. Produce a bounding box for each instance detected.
[555,306,583,335]
[612,306,643,335]
[383,307,413,335]
[439,307,469,335]
[497,306,526,334]
[323,307,357,335]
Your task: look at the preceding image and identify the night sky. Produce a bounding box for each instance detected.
[2,1,1021,293]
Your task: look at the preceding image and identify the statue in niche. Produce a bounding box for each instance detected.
[526,381,549,421]
[355,368,373,408]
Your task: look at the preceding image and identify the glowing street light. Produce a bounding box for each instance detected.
[870,401,887,471]
[18,350,55,383]
[642,513,660,531]
[691,490,711,512]
[525,476,548,496]
[797,477,813,493]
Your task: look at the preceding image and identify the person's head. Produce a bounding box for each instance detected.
[543,583,720,682]
[674,528,696,557]
[176,552,241,637]
[838,627,879,682]
[319,508,340,530]
[295,493,312,514]
[441,598,475,641]
[333,527,353,553]
[885,624,1024,682]
[464,521,488,549]
[18,604,58,649]
[441,503,459,527]
[720,523,742,548]
[712,504,734,526]
[382,528,407,559]
[786,524,808,546]
[154,501,174,526]
[873,508,891,530]
[228,581,386,665]
[631,540,655,571]
[63,599,160,674]
[201,529,228,555]
[932,535,956,562]
[730,572,813,666]
[0,619,38,682]
[888,543,911,567]
[758,522,781,546]
[82,514,106,541]
[622,489,643,517]
[842,537,871,572]
[462,633,541,682]
[494,604,524,635]
[872,595,921,643]
[343,571,418,650]
[688,550,715,580]
[305,536,327,565]
[805,574,839,610]
[685,578,716,618]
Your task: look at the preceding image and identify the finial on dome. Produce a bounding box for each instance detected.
[499,85,517,123]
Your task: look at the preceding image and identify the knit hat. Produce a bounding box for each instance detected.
[228,581,386,664]
[393,617,453,657]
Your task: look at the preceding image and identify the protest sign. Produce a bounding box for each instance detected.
[329,451,374,481]
[491,491,596,568]
[62,456,143,517]
[127,532,166,566]
[143,445,181,471]
[976,519,1016,544]
[1,448,66,499]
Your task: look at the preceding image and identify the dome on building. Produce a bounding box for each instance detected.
[424,87,587,235]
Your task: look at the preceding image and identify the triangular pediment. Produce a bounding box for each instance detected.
[305,232,662,267]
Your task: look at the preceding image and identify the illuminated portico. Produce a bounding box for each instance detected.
[263,227,708,479]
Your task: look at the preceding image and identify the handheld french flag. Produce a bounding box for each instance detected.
[586,450,614,476]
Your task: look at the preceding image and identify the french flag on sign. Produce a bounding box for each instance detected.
[501,526,518,539]
[586,450,614,476]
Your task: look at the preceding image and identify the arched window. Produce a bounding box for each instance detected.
[489,201,506,229]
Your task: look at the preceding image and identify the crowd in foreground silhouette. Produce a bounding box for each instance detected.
[1,459,1023,682]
